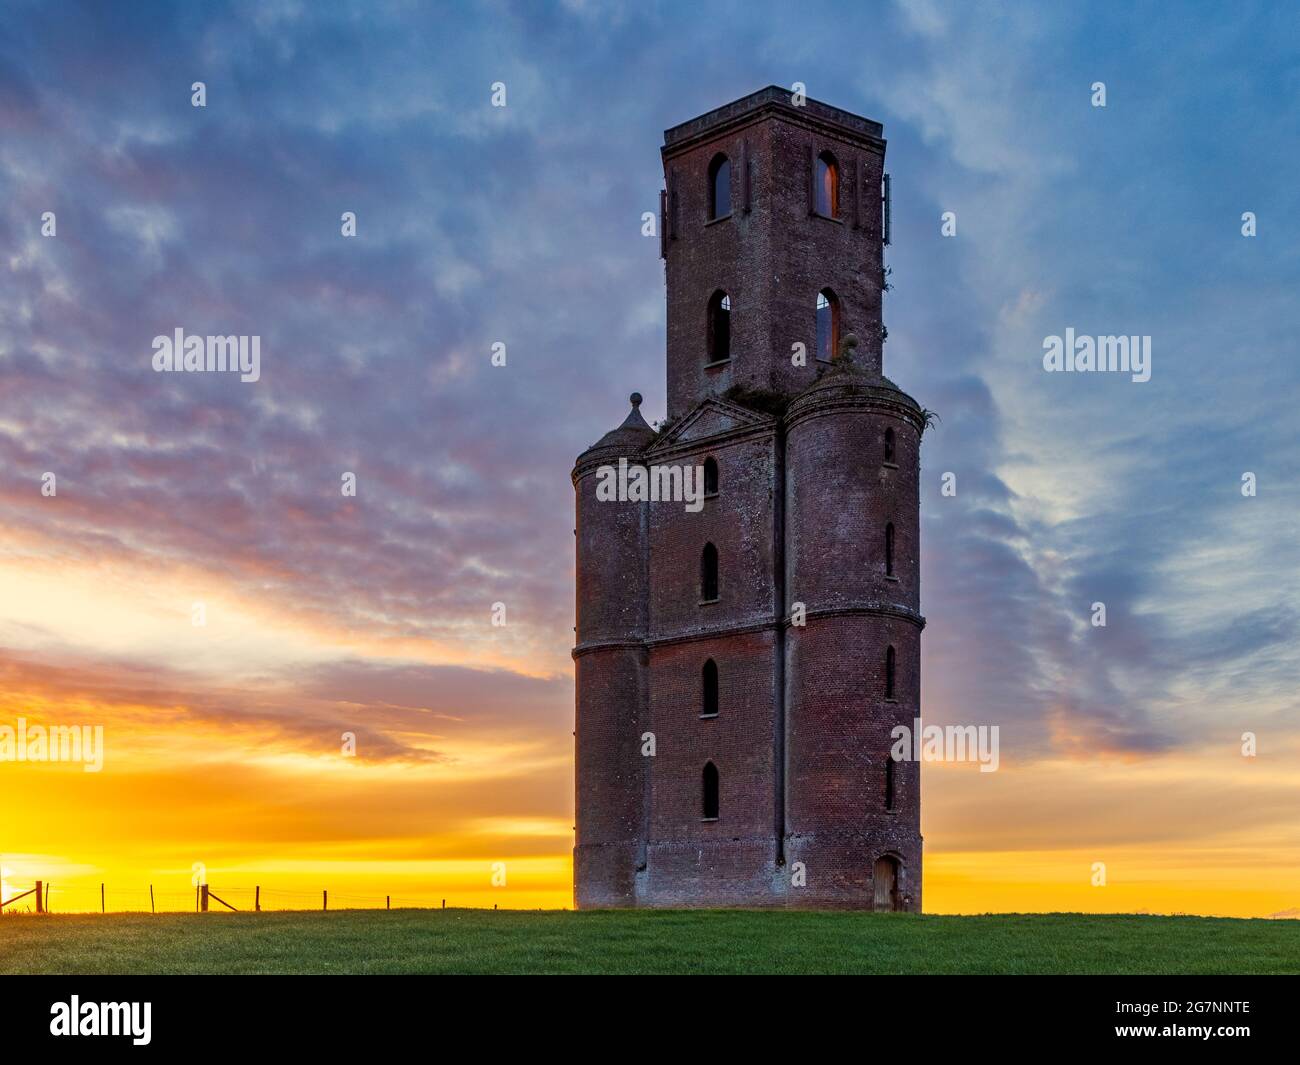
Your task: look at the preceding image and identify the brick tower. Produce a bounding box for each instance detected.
[573,87,925,910]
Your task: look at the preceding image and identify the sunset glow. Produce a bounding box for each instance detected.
[2,1,1298,922]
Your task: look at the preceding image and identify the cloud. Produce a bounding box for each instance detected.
[0,646,568,766]
[0,2,1297,913]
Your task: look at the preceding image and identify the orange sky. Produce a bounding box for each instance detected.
[2,2,1299,920]
[2,544,1297,917]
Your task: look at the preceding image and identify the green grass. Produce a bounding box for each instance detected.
[3,909,1298,974]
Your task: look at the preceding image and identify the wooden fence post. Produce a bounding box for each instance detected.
[255,885,260,912]
[101,883,105,914]
[45,882,50,913]
[35,881,44,914]
[386,895,390,910]
[323,889,328,911]
[150,885,155,914]
[200,885,209,912]
[442,898,446,909]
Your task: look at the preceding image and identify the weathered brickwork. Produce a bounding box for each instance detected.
[574,88,926,910]
[663,87,886,417]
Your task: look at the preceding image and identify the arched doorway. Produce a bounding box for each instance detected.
[873,855,901,912]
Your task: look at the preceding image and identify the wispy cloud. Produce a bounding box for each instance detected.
[0,0,1296,914]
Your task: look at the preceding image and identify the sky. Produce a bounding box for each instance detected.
[1,0,1298,917]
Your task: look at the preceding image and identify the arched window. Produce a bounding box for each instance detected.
[702,761,720,819]
[702,659,719,717]
[884,428,895,464]
[708,154,731,220]
[815,151,838,217]
[701,542,719,601]
[816,289,839,362]
[703,457,719,497]
[885,523,895,577]
[885,645,896,700]
[884,757,896,811]
[707,291,731,363]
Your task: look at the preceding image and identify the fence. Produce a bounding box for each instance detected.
[0,880,473,915]
[0,880,48,913]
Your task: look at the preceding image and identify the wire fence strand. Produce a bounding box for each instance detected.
[0,880,515,914]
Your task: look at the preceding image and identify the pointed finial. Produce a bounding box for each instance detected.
[630,392,642,408]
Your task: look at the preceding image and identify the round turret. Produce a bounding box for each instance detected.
[572,394,655,907]
[781,361,925,909]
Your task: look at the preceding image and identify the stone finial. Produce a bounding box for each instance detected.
[630,392,643,408]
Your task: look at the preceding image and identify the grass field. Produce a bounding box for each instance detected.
[2,908,1298,974]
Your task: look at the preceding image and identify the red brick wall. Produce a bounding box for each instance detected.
[575,465,647,645]
[785,398,921,614]
[765,120,885,386]
[573,647,645,908]
[647,631,777,842]
[573,458,648,909]
[663,96,886,417]
[646,433,777,635]
[664,121,773,418]
[785,614,922,909]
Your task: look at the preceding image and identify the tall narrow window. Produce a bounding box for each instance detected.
[815,151,839,217]
[885,523,895,577]
[885,645,896,700]
[815,289,839,362]
[702,761,720,819]
[702,659,719,717]
[707,291,731,363]
[701,542,719,601]
[708,154,731,220]
[884,758,896,811]
[884,428,895,464]
[703,457,719,497]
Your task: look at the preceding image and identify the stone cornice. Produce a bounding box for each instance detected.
[643,397,777,461]
[662,86,885,161]
[572,446,649,483]
[570,638,645,659]
[573,602,925,659]
[784,380,927,436]
[646,419,774,462]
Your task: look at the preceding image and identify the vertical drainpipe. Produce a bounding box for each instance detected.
[741,139,751,213]
[773,423,787,868]
[636,464,651,881]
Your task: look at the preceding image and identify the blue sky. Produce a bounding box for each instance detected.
[1,1,1298,912]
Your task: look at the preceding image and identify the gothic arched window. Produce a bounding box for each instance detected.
[885,522,895,577]
[885,645,896,700]
[815,151,839,217]
[702,659,719,717]
[708,291,731,363]
[709,154,731,220]
[816,289,839,362]
[702,761,720,819]
[703,457,719,497]
[701,542,719,601]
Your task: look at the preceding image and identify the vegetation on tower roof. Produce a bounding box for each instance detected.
[721,385,790,418]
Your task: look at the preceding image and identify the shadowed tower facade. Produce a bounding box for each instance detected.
[573,87,925,910]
